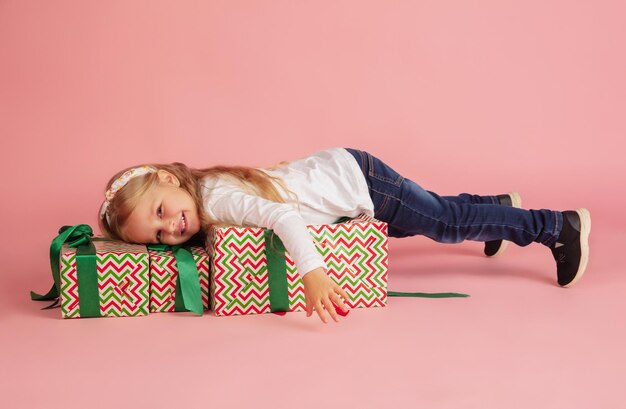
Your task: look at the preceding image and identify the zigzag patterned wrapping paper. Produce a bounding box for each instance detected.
[59,240,150,318]
[206,214,389,316]
[148,246,210,313]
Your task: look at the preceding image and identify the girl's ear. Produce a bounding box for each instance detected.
[156,170,181,187]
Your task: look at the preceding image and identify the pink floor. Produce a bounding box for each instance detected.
[2,1,626,407]
[4,216,625,409]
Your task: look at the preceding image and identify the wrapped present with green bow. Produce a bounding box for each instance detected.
[31,225,150,319]
[206,214,390,317]
[147,245,210,314]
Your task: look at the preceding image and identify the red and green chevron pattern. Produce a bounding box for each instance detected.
[148,246,210,312]
[207,214,388,316]
[59,241,150,318]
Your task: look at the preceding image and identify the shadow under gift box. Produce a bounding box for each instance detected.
[148,246,210,313]
[206,214,389,317]
[60,240,150,318]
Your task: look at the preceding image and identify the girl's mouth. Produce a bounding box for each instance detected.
[180,213,187,235]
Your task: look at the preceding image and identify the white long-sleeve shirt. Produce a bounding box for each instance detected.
[200,147,375,277]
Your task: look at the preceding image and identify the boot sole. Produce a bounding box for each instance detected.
[562,208,591,288]
[486,192,523,257]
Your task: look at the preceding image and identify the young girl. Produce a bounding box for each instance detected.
[99,147,591,324]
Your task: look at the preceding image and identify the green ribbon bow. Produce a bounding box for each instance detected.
[147,245,204,316]
[263,218,469,313]
[30,224,103,316]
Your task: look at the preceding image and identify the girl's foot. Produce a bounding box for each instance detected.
[484,192,523,257]
[550,208,591,287]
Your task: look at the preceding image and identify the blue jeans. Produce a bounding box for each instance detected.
[344,148,563,247]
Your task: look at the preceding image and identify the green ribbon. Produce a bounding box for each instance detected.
[262,217,469,312]
[30,224,103,316]
[30,224,92,303]
[334,216,353,224]
[147,245,203,316]
[387,291,469,298]
[75,239,100,317]
[263,229,290,312]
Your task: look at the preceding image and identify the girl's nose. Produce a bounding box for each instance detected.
[159,217,176,236]
[167,217,177,234]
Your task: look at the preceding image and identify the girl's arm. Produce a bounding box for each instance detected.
[210,189,325,277]
[207,188,350,323]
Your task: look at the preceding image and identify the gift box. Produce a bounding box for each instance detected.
[148,246,210,313]
[206,214,389,316]
[59,239,150,318]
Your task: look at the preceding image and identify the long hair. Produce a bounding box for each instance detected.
[99,160,297,242]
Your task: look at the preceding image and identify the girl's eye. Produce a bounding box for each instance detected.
[156,205,163,243]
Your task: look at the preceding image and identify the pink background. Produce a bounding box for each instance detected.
[2,1,625,408]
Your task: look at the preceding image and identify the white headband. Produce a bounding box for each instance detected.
[99,165,158,224]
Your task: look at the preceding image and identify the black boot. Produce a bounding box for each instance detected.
[550,208,591,287]
[484,192,523,257]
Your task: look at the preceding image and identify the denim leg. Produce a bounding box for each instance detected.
[343,148,563,247]
[442,193,499,205]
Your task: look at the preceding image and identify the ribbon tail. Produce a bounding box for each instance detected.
[41,298,61,310]
[388,291,470,298]
[30,285,59,301]
[30,286,61,309]
[173,247,204,316]
[31,224,94,307]
[31,287,62,309]
[174,273,203,316]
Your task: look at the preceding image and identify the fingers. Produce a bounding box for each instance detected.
[305,282,351,324]
[315,300,327,323]
[304,295,312,317]
[313,295,349,323]
[331,287,351,312]
[323,297,339,323]
[313,298,337,324]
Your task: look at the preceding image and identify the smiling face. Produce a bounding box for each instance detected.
[121,170,201,245]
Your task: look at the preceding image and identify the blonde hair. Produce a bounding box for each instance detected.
[99,160,297,242]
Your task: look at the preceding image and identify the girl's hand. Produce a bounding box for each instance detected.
[301,267,350,323]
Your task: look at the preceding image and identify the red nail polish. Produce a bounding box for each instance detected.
[334,303,349,317]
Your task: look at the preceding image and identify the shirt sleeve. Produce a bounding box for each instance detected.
[205,185,326,278]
